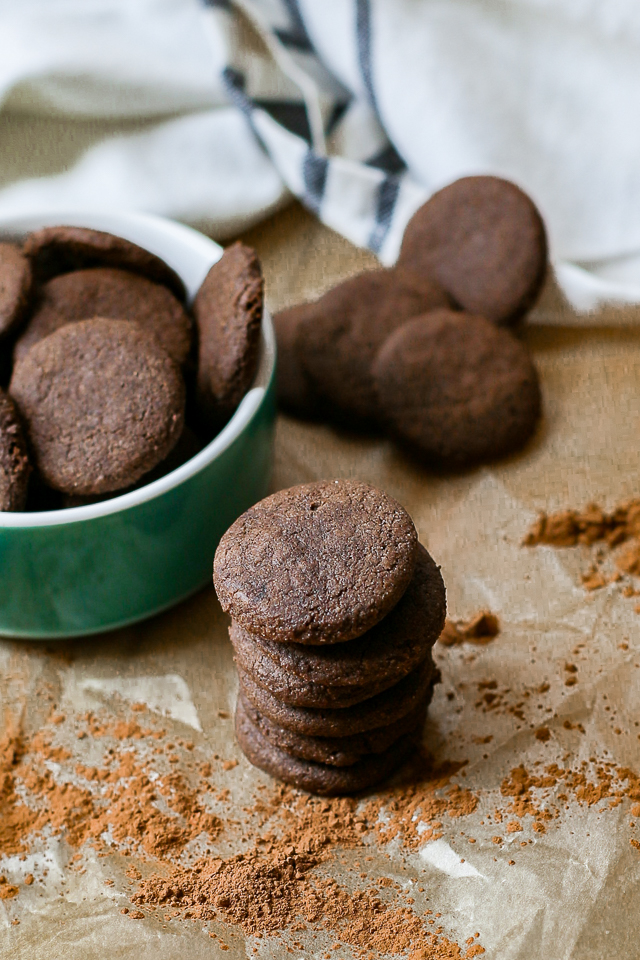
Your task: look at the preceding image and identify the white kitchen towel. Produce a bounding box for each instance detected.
[1,0,640,314]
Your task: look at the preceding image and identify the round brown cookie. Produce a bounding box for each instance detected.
[129,423,201,486]
[10,318,185,496]
[61,425,202,507]
[14,268,192,367]
[238,688,431,767]
[398,176,547,325]
[230,620,397,707]
[214,479,418,645]
[237,655,437,738]
[193,242,263,433]
[0,390,31,510]
[297,267,451,428]
[273,302,323,419]
[23,226,185,301]
[242,543,445,689]
[235,695,417,795]
[0,243,33,339]
[372,310,541,468]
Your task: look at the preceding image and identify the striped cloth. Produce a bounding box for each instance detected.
[209,0,427,266]
[1,0,640,313]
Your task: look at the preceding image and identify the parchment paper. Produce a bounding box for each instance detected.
[3,202,640,959]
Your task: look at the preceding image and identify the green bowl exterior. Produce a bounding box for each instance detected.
[0,374,276,639]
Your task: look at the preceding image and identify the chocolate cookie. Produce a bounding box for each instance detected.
[0,390,31,511]
[238,689,430,767]
[133,423,201,485]
[237,655,437,738]
[23,226,185,301]
[242,543,445,689]
[193,242,263,433]
[297,267,451,427]
[214,480,418,645]
[231,620,400,708]
[10,318,185,495]
[14,268,192,367]
[372,310,541,467]
[273,302,323,419]
[398,176,547,325]
[235,694,416,795]
[0,243,33,339]
[61,425,202,507]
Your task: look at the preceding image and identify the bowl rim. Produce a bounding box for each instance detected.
[0,209,276,529]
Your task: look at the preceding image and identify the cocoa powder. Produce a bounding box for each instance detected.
[131,781,483,959]
[359,751,479,850]
[499,759,640,834]
[0,876,19,900]
[523,500,640,548]
[439,612,500,647]
[0,702,485,956]
[524,499,640,594]
[134,854,484,958]
[4,674,640,955]
[0,715,222,861]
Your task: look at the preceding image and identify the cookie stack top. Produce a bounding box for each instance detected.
[214,479,420,645]
[213,479,446,795]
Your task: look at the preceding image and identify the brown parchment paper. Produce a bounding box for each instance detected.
[3,202,640,959]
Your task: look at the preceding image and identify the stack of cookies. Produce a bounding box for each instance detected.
[213,479,446,796]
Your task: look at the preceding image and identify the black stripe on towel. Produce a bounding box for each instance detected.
[368,174,401,254]
[355,0,378,113]
[222,67,252,116]
[367,143,407,176]
[201,0,232,9]
[303,151,329,214]
[254,100,312,142]
[276,0,314,52]
[326,98,352,136]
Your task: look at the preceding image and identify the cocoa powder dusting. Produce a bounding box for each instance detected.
[0,722,222,861]
[0,733,39,856]
[132,776,484,956]
[134,853,482,958]
[523,500,640,548]
[4,658,640,954]
[0,876,19,900]
[0,703,483,957]
[360,751,479,850]
[524,499,640,597]
[132,782,482,959]
[439,612,500,647]
[499,760,640,831]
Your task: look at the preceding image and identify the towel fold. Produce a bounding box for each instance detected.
[1,0,640,314]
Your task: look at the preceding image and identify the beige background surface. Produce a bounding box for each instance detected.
[3,203,640,957]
